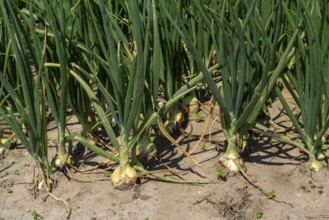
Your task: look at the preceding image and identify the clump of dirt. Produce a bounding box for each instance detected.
[196,185,252,219]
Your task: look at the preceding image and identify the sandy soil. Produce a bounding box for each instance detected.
[1,97,329,220]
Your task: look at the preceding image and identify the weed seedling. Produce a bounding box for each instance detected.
[268,190,276,199]
[256,208,263,218]
[5,188,13,193]
[201,144,207,152]
[193,112,204,122]
[103,171,110,177]
[216,166,227,180]
[31,211,42,219]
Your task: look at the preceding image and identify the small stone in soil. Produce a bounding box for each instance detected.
[310,184,316,189]
[317,186,323,189]
[301,185,306,189]
[309,180,313,184]
[318,190,323,194]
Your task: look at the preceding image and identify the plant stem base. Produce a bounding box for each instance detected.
[219,153,243,173]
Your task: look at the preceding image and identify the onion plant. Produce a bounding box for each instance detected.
[29,0,75,169]
[181,2,216,114]
[161,0,299,172]
[44,1,94,138]
[275,0,329,171]
[24,0,96,168]
[0,1,54,190]
[155,1,187,134]
[63,0,155,189]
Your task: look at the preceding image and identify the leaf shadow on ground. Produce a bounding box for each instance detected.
[246,103,307,167]
[246,133,306,166]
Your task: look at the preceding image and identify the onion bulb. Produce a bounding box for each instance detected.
[54,153,73,169]
[307,159,322,171]
[219,152,243,172]
[162,108,184,135]
[316,150,326,161]
[182,93,199,113]
[0,137,11,154]
[111,162,138,189]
